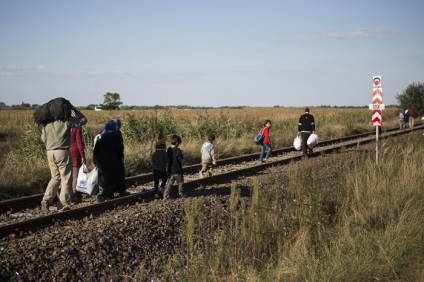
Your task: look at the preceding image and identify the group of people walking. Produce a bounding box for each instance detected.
[39,104,318,210]
[257,107,316,160]
[39,102,130,211]
[399,105,417,131]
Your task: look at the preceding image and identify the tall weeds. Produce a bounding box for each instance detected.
[0,107,404,198]
[179,134,424,281]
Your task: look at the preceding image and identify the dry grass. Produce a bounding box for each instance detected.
[0,107,402,199]
[179,133,424,281]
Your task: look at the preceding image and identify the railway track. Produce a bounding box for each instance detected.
[0,126,421,237]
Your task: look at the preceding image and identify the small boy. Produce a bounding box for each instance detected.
[163,135,186,199]
[151,140,168,199]
[199,134,217,178]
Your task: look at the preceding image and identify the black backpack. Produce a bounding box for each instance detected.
[33,97,72,125]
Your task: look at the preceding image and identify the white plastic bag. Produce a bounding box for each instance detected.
[76,164,98,195]
[293,136,302,150]
[307,133,319,149]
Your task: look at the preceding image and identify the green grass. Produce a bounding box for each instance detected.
[0,106,404,199]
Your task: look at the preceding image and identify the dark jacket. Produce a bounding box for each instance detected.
[167,146,184,174]
[93,131,124,188]
[298,113,315,132]
[152,149,168,172]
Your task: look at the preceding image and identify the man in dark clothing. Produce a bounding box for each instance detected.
[163,135,186,199]
[298,107,316,155]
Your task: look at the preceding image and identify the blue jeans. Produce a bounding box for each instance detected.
[259,143,272,161]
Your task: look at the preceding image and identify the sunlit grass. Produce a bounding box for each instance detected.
[178,134,424,281]
[0,107,401,198]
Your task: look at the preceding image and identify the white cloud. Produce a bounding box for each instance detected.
[305,27,399,41]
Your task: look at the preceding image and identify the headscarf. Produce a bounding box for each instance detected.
[112,118,122,130]
[97,119,117,141]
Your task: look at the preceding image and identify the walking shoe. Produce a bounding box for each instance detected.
[154,193,160,199]
[59,206,71,212]
[96,195,105,203]
[179,193,188,198]
[41,201,49,212]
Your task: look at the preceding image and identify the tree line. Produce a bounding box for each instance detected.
[1,83,423,112]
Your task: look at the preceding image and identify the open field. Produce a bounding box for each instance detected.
[0,106,402,199]
[1,129,423,281]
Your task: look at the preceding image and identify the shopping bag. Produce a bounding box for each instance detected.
[307,133,319,149]
[293,136,302,150]
[76,165,98,195]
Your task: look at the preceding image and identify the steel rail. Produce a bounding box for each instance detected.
[1,125,420,213]
[0,126,421,237]
[0,126,418,213]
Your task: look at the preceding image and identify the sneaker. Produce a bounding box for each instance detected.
[96,195,105,203]
[154,193,160,199]
[158,187,164,194]
[179,193,187,198]
[59,206,71,212]
[41,201,50,212]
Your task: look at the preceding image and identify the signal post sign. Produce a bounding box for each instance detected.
[369,76,384,126]
[370,75,383,163]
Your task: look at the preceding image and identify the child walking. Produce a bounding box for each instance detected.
[259,119,272,162]
[163,135,186,199]
[199,134,217,178]
[151,140,168,199]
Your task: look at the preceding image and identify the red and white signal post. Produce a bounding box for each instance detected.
[369,75,384,163]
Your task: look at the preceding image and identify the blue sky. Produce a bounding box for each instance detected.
[1,1,423,107]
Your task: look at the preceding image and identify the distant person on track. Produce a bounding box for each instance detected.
[40,105,87,212]
[408,105,416,129]
[69,124,85,203]
[404,110,410,129]
[93,119,126,203]
[163,135,186,199]
[258,120,272,163]
[298,107,316,155]
[199,133,217,178]
[152,140,168,199]
[399,109,406,131]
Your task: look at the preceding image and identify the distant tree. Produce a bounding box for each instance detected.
[102,92,123,110]
[396,82,424,114]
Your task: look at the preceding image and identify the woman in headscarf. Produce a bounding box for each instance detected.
[112,118,129,196]
[93,119,125,202]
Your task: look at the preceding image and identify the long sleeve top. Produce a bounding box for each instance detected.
[298,113,315,133]
[41,110,87,150]
[201,142,216,162]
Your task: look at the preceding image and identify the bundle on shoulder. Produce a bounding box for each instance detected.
[33,97,73,125]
